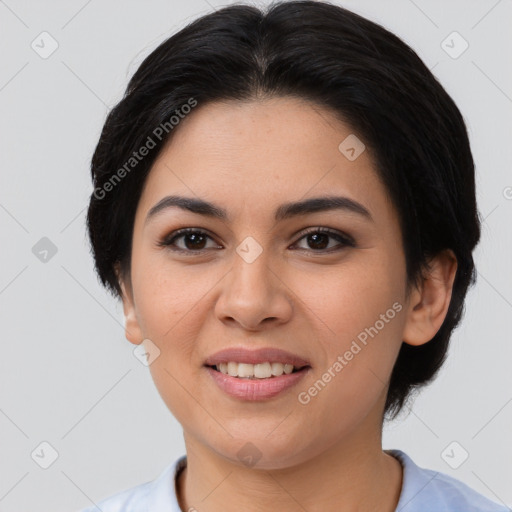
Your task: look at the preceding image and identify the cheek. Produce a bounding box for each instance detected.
[132,249,210,338]
[134,262,215,418]
[301,251,406,384]
[293,263,405,431]
[302,253,404,334]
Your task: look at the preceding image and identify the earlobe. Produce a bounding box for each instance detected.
[402,249,458,347]
[116,264,144,346]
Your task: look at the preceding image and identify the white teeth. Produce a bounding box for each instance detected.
[254,362,272,378]
[216,362,297,378]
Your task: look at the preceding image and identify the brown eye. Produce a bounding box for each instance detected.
[158,227,355,255]
[293,228,355,252]
[158,228,220,253]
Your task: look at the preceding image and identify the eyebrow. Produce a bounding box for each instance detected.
[145,194,374,225]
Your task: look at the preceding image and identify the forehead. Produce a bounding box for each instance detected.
[136,97,392,227]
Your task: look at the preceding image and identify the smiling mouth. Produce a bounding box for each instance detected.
[205,363,310,379]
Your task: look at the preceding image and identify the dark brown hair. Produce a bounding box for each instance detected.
[86,0,481,419]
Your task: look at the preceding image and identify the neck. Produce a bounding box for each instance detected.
[176,423,402,512]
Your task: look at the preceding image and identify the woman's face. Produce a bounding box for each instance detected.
[121,96,414,468]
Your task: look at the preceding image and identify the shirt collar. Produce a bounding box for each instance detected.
[147,454,187,511]
[386,449,440,511]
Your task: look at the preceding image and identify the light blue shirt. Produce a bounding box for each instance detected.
[77,449,509,511]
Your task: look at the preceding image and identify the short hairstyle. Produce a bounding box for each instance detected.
[86,0,481,419]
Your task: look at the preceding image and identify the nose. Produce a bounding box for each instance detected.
[214,250,293,331]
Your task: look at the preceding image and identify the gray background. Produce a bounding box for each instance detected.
[1,0,511,511]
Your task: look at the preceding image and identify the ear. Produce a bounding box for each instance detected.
[115,262,144,346]
[402,249,458,346]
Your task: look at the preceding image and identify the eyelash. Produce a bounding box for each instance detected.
[157,227,356,255]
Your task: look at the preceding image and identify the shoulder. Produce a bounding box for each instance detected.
[76,480,152,512]
[76,455,187,512]
[389,449,510,512]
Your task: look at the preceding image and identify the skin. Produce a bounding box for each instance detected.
[118,96,457,512]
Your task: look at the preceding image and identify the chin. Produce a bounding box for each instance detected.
[213,436,311,471]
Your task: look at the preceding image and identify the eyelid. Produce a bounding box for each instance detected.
[294,226,355,247]
[157,226,355,253]
[156,227,221,250]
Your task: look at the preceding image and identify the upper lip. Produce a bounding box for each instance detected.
[204,347,311,368]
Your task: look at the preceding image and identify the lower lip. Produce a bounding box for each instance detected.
[205,366,310,401]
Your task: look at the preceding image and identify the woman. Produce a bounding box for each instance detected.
[80,1,507,510]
